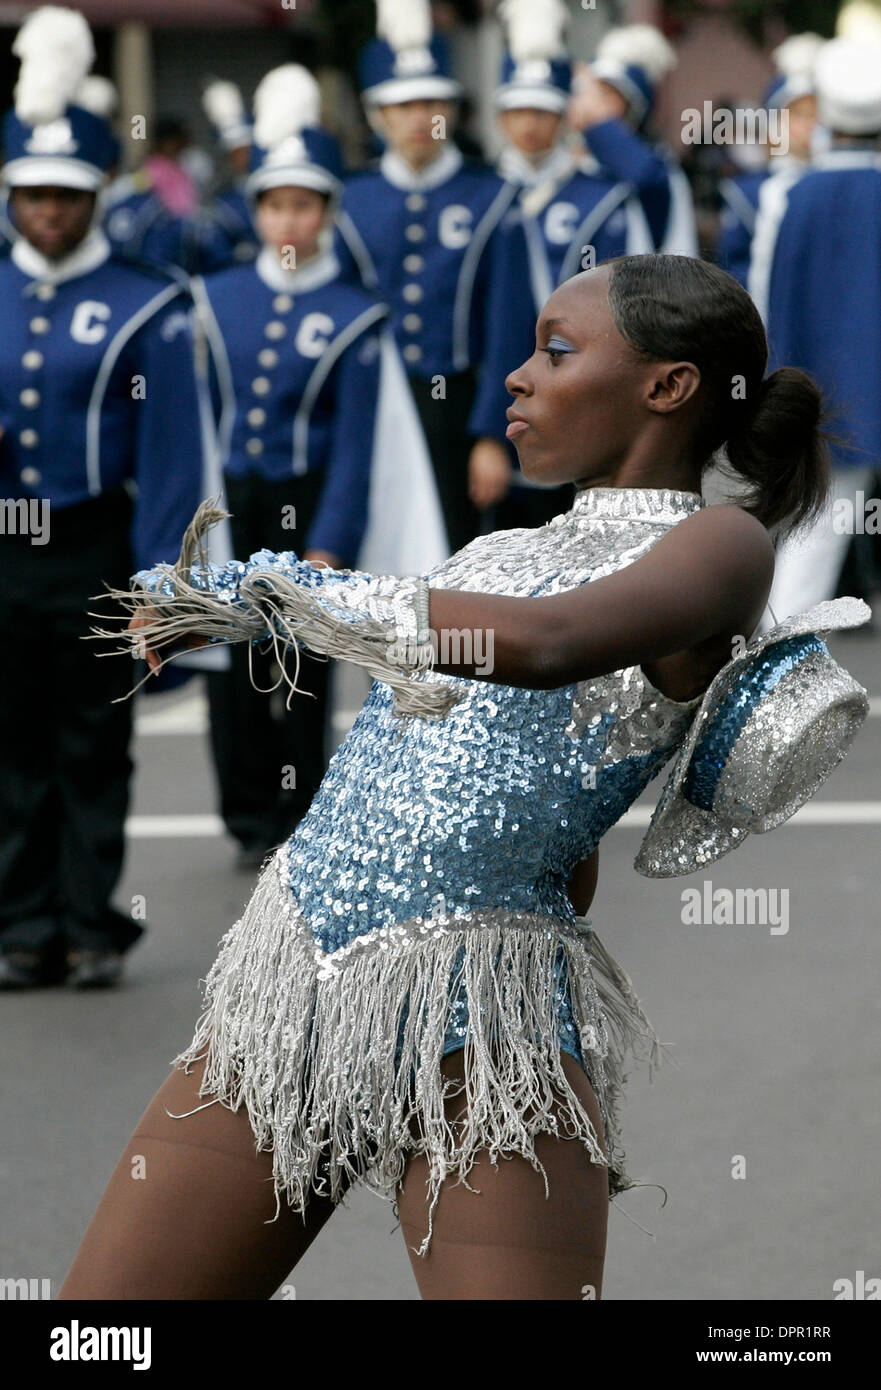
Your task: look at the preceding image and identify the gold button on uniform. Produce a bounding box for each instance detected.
[30,316,50,334]
[404,254,424,273]
[273,294,293,313]
[405,193,426,212]
[403,314,422,333]
[405,224,425,243]
[247,407,266,427]
[35,283,56,300]
[22,350,43,369]
[402,344,422,364]
[258,348,278,369]
[20,429,39,448]
[403,283,423,303]
[20,466,41,485]
[246,438,264,456]
[252,376,271,396]
[19,388,40,408]
[265,320,286,340]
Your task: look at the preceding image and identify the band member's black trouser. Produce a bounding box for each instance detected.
[204,469,332,852]
[0,487,142,956]
[408,369,486,556]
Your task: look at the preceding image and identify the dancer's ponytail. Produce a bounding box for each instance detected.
[723,366,830,536]
[607,255,832,540]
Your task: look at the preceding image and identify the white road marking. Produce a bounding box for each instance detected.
[127,815,225,837]
[135,695,209,735]
[135,693,361,736]
[125,803,881,839]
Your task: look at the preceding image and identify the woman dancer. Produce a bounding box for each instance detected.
[63,255,868,1300]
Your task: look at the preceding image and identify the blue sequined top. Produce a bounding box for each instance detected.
[280,486,707,1065]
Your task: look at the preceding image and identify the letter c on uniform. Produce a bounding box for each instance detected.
[70,301,112,344]
[439,205,472,250]
[544,202,579,245]
[295,313,335,359]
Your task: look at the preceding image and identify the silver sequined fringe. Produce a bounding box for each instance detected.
[167,849,671,1258]
[86,498,457,720]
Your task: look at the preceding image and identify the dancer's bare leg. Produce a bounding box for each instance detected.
[397,1050,609,1300]
[58,1056,352,1300]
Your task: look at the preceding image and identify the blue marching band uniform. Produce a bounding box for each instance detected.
[335,29,519,554]
[471,4,687,529]
[194,79,261,272]
[0,16,206,986]
[715,33,823,288]
[749,36,881,624]
[191,62,437,864]
[0,1,713,988]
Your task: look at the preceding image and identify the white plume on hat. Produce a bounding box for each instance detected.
[595,23,677,82]
[498,0,569,61]
[252,64,320,150]
[202,79,247,134]
[13,5,96,126]
[376,0,432,53]
[75,74,119,119]
[771,32,824,79]
[836,0,881,42]
[815,35,881,133]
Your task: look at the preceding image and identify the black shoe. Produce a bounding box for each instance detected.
[65,949,124,988]
[0,950,48,989]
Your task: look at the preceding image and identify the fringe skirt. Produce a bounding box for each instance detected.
[169,846,668,1256]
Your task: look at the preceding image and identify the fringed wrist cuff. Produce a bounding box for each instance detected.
[86,498,459,721]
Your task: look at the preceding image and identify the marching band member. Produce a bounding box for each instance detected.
[199,78,259,270]
[0,7,206,988]
[335,0,519,553]
[470,0,660,529]
[716,33,821,287]
[570,22,698,257]
[192,63,446,869]
[102,115,201,273]
[750,36,881,623]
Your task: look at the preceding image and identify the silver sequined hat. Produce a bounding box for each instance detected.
[635,596,871,877]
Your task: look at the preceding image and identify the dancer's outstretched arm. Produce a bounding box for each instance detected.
[425,503,774,687]
[96,498,772,711]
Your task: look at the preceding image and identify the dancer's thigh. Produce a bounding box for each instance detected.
[58,1057,347,1300]
[397,1050,609,1300]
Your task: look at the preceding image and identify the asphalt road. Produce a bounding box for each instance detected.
[3,632,880,1301]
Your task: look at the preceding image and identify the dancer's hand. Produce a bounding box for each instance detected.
[127,607,210,675]
[303,548,344,569]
